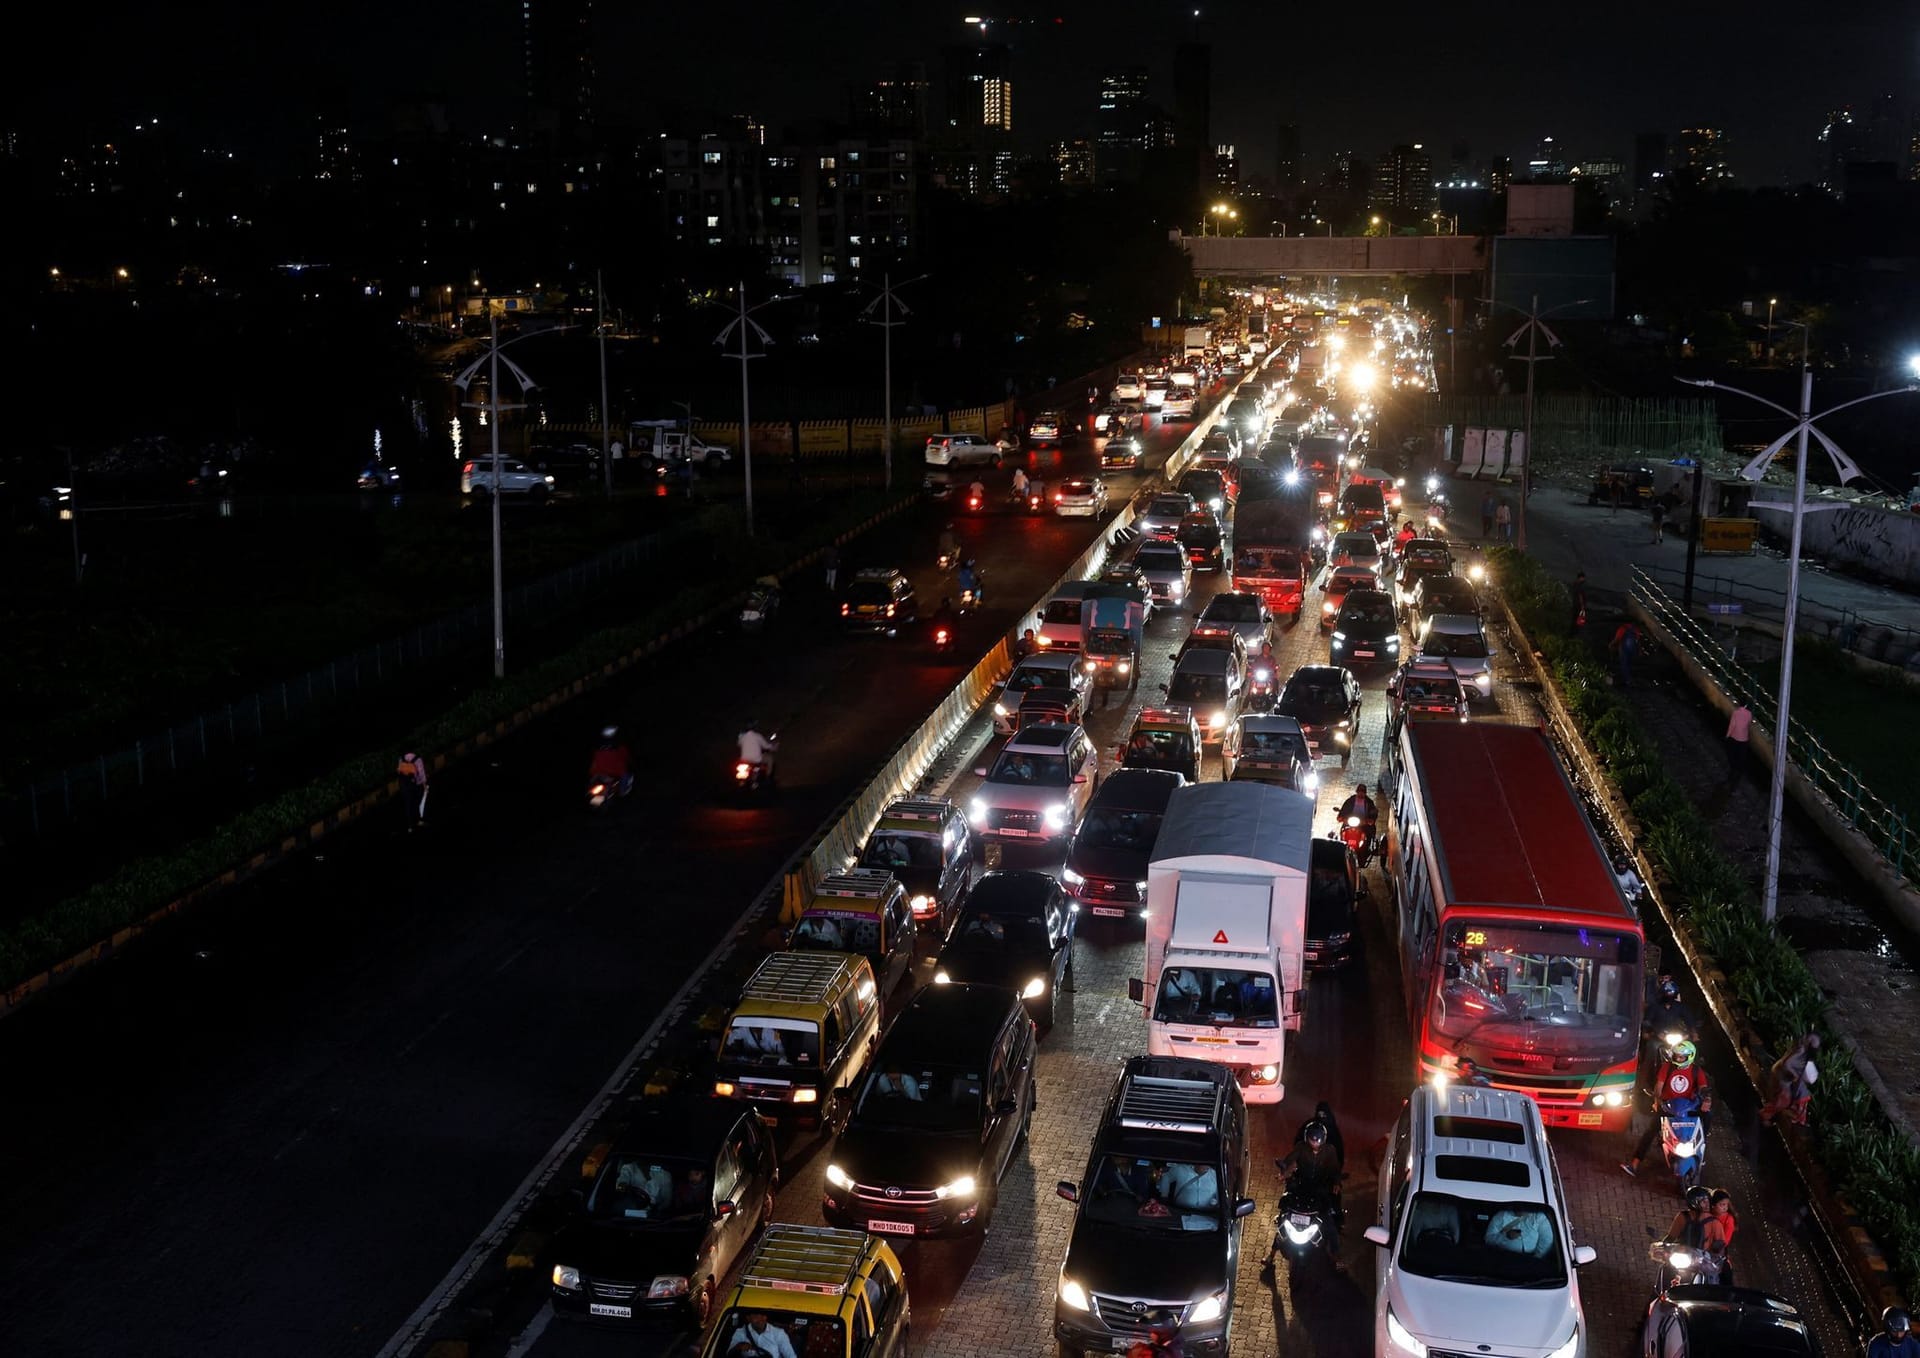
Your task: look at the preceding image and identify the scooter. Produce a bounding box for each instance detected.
[740,581,780,633]
[587,773,633,809]
[1247,664,1277,713]
[1659,1098,1708,1192]
[933,621,955,654]
[1648,1235,1724,1291]
[733,738,778,795]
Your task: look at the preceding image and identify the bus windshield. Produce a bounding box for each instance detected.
[1430,920,1639,1059]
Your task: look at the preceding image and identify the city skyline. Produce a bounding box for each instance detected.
[8,1,1914,188]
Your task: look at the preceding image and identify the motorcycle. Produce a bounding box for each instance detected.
[937,548,957,573]
[964,488,986,514]
[733,735,779,795]
[358,464,402,490]
[1659,1098,1708,1191]
[1648,1236,1724,1291]
[1334,815,1378,869]
[1247,665,1277,712]
[587,773,632,809]
[933,621,955,654]
[740,580,780,634]
[1272,1181,1341,1267]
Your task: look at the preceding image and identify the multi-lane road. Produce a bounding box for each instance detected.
[2,349,1858,1358]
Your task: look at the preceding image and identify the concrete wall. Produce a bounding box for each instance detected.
[1751,497,1920,587]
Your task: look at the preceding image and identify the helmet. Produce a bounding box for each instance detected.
[1659,978,1680,1000]
[1886,1308,1912,1337]
[600,726,618,740]
[1709,1189,1733,1210]
[1685,1186,1710,1211]
[1303,1120,1328,1148]
[1669,1040,1697,1069]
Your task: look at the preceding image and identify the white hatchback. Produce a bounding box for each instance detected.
[1368,1084,1593,1358]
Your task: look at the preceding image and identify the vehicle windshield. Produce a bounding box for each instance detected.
[1333,536,1378,559]
[988,751,1070,786]
[854,1062,983,1132]
[1007,667,1065,692]
[1153,967,1279,1027]
[1341,595,1396,625]
[716,1311,843,1358]
[1430,920,1640,1059]
[1082,1155,1225,1231]
[1283,682,1342,713]
[1401,678,1460,704]
[1167,673,1227,705]
[1043,599,1085,625]
[587,1154,712,1223]
[1397,1192,1567,1288]
[845,583,892,606]
[861,833,943,872]
[1240,728,1306,762]
[722,1021,821,1069]
[1205,597,1264,622]
[1125,728,1193,768]
[1136,548,1185,572]
[1424,583,1478,614]
[1076,807,1162,852]
[1147,497,1189,517]
[791,911,882,955]
[1422,628,1490,658]
[953,909,1050,949]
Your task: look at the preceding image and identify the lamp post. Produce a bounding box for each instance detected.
[1489,294,1592,552]
[861,272,926,493]
[453,312,571,678]
[1431,211,1459,235]
[596,269,614,498]
[714,281,785,538]
[1766,297,1778,365]
[1369,214,1398,237]
[1678,345,1920,924]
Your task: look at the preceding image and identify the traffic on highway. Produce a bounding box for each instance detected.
[0,297,1861,1358]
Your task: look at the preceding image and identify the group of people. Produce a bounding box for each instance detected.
[1477,489,1514,543]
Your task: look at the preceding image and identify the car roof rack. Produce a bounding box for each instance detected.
[852,566,900,581]
[740,1224,870,1295]
[1137,706,1195,725]
[814,869,897,900]
[1117,1072,1219,1134]
[740,952,854,1005]
[878,798,948,824]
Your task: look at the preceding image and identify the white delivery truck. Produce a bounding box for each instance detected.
[1128,781,1312,1103]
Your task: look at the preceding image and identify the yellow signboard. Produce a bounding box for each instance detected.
[1700,517,1759,555]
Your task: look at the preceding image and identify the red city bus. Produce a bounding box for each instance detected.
[1385,721,1644,1130]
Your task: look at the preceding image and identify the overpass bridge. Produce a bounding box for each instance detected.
[1176,231,1488,277]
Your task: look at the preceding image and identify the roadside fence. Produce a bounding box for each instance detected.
[1636,562,1920,667]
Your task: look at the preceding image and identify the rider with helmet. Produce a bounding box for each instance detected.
[1621,1038,1712,1177]
[1870,1307,1920,1358]
[737,720,777,780]
[1661,1185,1728,1282]
[1274,1104,1348,1267]
[588,725,633,796]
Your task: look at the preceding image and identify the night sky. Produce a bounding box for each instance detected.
[15,1,1916,187]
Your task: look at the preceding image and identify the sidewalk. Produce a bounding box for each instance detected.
[1501,482,1920,1149]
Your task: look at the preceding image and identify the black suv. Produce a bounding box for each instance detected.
[821,982,1037,1238]
[933,871,1078,1028]
[1306,838,1359,970]
[1053,1057,1255,1358]
[1329,586,1402,670]
[840,567,917,635]
[1275,664,1363,765]
[1064,769,1185,921]
[549,1097,778,1329]
[857,797,975,940]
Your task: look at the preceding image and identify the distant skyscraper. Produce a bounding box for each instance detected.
[1632,131,1668,198]
[1274,123,1302,198]
[1674,127,1733,188]
[1369,144,1432,216]
[1173,42,1211,190]
[1097,68,1150,150]
[852,62,929,138]
[1527,135,1568,178]
[1819,96,1903,195]
[1053,139,1097,186]
[1213,144,1239,192]
[943,43,1014,137]
[522,0,595,135]
[1488,156,1512,193]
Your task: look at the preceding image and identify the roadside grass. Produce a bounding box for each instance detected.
[1741,640,1920,825]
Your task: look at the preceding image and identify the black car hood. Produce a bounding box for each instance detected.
[1339,617,1397,641]
[835,1124,981,1189]
[549,1217,706,1280]
[1063,1218,1232,1303]
[937,940,1047,989]
[1066,844,1149,881]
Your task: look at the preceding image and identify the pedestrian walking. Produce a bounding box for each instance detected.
[1650,496,1667,544]
[1494,497,1513,544]
[1480,490,1496,540]
[1571,571,1588,634]
[1609,620,1641,687]
[1760,1032,1822,1127]
[823,545,841,593]
[1724,701,1753,789]
[396,750,430,829]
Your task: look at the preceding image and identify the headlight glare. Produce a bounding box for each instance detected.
[1059,1277,1091,1311]
[1188,1292,1226,1324]
[552,1264,582,1291]
[1022,977,1048,999]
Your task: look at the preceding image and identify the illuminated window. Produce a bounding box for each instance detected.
[702,151,722,165]
[706,215,720,227]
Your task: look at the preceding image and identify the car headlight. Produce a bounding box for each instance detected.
[1210,497,1224,511]
[1386,636,1400,649]
[1085,661,1097,673]
[648,1275,690,1298]
[910,893,933,913]
[1327,930,1352,946]
[1059,1277,1091,1312]
[1022,977,1048,999]
[1061,867,1085,885]
[969,797,987,824]
[993,701,1010,717]
[1544,1333,1579,1358]
[1135,880,1150,894]
[1118,661,1131,673]
[1210,709,1227,728]
[825,1163,853,1189]
[1303,771,1320,794]
[933,970,952,984]
[1386,1307,1428,1356]
[1170,583,1184,599]
[1188,1292,1226,1325]
[1331,630,1346,643]
[552,1264,582,1291]
[791,1088,818,1103]
[1323,602,1337,614]
[1474,672,1492,691]
[935,1175,977,1200]
[1044,803,1069,829]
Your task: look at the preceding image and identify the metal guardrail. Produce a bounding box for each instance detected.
[1630,567,1919,886]
[1637,562,1920,661]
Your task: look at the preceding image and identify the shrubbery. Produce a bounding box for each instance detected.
[1490,546,1920,1300]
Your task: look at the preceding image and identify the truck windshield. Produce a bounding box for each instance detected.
[1154,967,1279,1027]
[1430,921,1639,1060]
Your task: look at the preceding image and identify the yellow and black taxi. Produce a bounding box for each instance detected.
[788,869,917,999]
[699,1224,909,1358]
[856,797,975,940]
[549,1096,778,1329]
[822,982,1037,1237]
[714,952,882,1125]
[839,567,917,637]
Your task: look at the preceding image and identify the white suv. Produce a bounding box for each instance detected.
[925,434,1002,468]
[461,458,555,499]
[1367,1083,1594,1358]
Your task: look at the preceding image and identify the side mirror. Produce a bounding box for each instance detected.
[1127,977,1145,1003]
[974,766,989,777]
[1364,1225,1391,1248]
[1233,1197,1257,1219]
[1073,773,1088,784]
[996,1097,1019,1116]
[715,1199,737,1219]
[1056,1180,1080,1203]
[1572,1244,1597,1267]
[1158,683,1170,693]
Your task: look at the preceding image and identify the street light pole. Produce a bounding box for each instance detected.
[597,269,613,499]
[715,281,780,538]
[1679,345,1919,924]
[1492,294,1591,553]
[861,273,925,494]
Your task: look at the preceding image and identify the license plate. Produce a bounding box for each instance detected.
[1304,950,1320,961]
[590,1304,632,1319]
[998,828,1030,838]
[1090,906,1127,918]
[1354,650,1375,659]
[1112,1341,1136,1352]
[1577,1111,1604,1127]
[868,1218,916,1236]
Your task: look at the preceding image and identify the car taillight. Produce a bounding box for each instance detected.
[840,603,849,616]
[462,462,475,475]
[936,629,950,644]
[885,603,895,616]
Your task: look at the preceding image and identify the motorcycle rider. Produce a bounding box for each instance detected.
[588,725,634,797]
[938,522,959,564]
[737,720,777,782]
[1030,475,1046,509]
[968,478,987,507]
[1274,1111,1347,1268]
[1336,783,1379,858]
[1869,1307,1919,1358]
[1622,1038,1712,1177]
[957,560,983,608]
[1010,467,1030,501]
[1661,1186,1728,1283]
[929,597,958,644]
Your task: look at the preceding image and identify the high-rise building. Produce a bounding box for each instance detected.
[1488,156,1512,193]
[522,0,595,135]
[1632,131,1668,199]
[943,43,1014,137]
[1525,135,1568,179]
[1819,96,1904,196]
[1173,42,1211,190]
[851,62,929,138]
[1053,139,1097,186]
[1213,145,1239,192]
[1097,68,1150,150]
[1370,143,1433,216]
[1674,126,1733,188]
[1274,123,1302,198]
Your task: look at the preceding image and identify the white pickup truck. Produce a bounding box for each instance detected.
[628,422,733,468]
